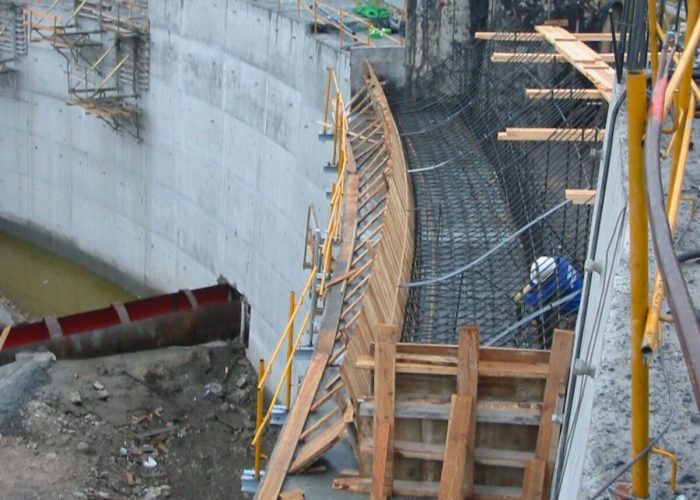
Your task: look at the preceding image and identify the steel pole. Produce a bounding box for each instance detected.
[254,358,265,480]
[285,291,295,411]
[648,0,659,84]
[627,70,649,498]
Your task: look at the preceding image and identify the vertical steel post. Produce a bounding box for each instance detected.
[285,291,295,411]
[332,94,340,166]
[254,358,265,480]
[321,68,332,136]
[627,70,649,498]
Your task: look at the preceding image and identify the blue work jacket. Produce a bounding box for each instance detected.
[523,257,583,314]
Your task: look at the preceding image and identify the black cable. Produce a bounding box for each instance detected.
[552,89,627,494]
[678,248,700,263]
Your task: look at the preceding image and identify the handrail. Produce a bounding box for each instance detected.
[256,268,316,390]
[662,18,700,113]
[249,66,351,482]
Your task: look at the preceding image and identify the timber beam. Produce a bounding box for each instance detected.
[497,127,605,142]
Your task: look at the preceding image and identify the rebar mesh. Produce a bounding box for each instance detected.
[387,21,608,346]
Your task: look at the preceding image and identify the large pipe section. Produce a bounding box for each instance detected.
[0,284,249,364]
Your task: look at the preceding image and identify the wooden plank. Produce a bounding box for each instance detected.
[475,31,614,41]
[438,394,473,499]
[333,476,521,498]
[565,188,596,205]
[497,127,605,142]
[373,324,397,496]
[457,325,479,497]
[525,88,605,100]
[535,330,575,498]
[383,343,550,364]
[360,439,535,468]
[299,407,339,442]
[359,399,542,425]
[521,459,546,499]
[279,489,305,500]
[356,355,549,379]
[288,417,346,474]
[491,52,618,63]
[309,381,344,413]
[371,420,392,499]
[535,25,615,100]
[0,326,11,351]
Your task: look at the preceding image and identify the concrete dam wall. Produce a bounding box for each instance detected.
[0,1,353,370]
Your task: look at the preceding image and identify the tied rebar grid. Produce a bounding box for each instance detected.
[387,22,608,347]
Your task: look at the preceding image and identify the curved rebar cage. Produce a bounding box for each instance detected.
[388,21,608,347]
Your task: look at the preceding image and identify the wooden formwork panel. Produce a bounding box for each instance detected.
[338,327,575,499]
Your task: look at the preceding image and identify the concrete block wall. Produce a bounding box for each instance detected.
[0,0,352,380]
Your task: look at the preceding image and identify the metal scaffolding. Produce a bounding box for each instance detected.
[387,21,608,347]
[0,1,27,75]
[24,0,149,139]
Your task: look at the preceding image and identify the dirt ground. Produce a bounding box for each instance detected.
[0,332,278,499]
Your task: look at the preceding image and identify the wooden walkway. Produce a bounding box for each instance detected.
[535,25,616,101]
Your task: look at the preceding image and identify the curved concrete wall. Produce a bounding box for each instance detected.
[0,1,351,369]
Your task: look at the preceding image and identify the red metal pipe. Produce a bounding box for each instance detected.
[0,284,249,364]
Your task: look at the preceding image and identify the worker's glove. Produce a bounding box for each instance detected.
[512,291,523,303]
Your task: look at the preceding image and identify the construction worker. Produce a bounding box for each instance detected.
[513,255,583,346]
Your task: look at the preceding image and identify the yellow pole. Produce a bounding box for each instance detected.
[332,95,340,166]
[649,0,659,84]
[670,0,698,189]
[254,358,265,480]
[285,291,295,411]
[627,70,649,498]
[322,68,332,136]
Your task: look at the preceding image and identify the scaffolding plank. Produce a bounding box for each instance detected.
[565,189,596,205]
[372,324,396,497]
[359,398,542,425]
[457,325,479,497]
[361,439,535,467]
[497,128,604,142]
[438,394,473,499]
[356,355,549,378]
[371,421,392,499]
[525,88,605,100]
[521,459,546,499]
[491,52,616,63]
[535,25,615,100]
[333,477,521,498]
[535,330,575,498]
[288,416,347,474]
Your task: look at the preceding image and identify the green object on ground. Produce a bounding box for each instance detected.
[369,26,392,38]
[354,3,390,20]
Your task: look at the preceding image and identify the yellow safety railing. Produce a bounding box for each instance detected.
[643,21,700,354]
[249,66,350,481]
[626,13,698,497]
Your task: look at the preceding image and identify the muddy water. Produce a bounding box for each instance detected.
[0,232,134,318]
